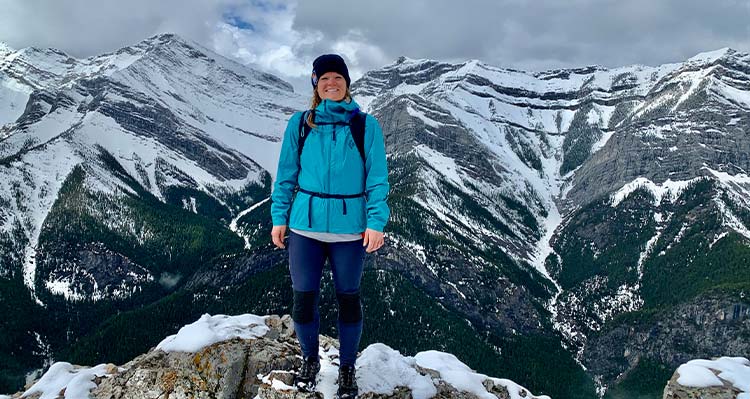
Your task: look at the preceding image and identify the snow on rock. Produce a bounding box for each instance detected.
[267,340,550,399]
[686,48,732,65]
[677,364,724,388]
[355,344,437,399]
[610,177,701,207]
[21,362,115,399]
[156,313,269,352]
[414,144,468,192]
[714,78,750,109]
[414,350,549,399]
[13,313,549,399]
[666,357,750,399]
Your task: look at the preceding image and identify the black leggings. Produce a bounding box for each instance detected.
[288,231,365,366]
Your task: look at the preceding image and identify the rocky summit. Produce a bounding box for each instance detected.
[10,314,548,399]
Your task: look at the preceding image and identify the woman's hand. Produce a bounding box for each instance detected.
[271,225,287,249]
[362,228,384,253]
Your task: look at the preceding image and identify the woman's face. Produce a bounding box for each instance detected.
[316,72,347,102]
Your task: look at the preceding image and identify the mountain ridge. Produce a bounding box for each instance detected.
[1,33,748,398]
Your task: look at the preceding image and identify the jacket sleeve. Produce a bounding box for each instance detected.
[270,112,303,226]
[364,115,390,232]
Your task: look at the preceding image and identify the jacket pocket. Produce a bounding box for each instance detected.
[331,196,366,233]
[289,192,308,228]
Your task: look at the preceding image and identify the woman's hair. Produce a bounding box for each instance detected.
[307,87,353,128]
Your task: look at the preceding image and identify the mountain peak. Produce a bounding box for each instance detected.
[138,32,201,52]
[0,41,14,53]
[686,47,735,64]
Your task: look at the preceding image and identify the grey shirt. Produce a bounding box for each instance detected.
[290,228,363,243]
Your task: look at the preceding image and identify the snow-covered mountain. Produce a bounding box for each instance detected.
[0,33,305,302]
[2,32,748,398]
[0,33,305,394]
[352,48,750,396]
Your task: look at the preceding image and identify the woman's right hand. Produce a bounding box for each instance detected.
[271,225,288,249]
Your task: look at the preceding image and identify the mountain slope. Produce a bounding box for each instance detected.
[352,49,750,397]
[2,33,748,399]
[0,33,305,391]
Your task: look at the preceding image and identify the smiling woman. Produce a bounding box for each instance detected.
[269,53,390,398]
[316,71,347,101]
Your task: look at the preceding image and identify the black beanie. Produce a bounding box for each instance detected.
[311,54,351,88]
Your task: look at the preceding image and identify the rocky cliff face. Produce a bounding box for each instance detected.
[353,49,750,397]
[583,293,750,388]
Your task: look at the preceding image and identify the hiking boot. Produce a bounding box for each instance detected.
[294,356,320,392]
[336,364,358,398]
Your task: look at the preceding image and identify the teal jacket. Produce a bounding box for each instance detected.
[271,99,390,233]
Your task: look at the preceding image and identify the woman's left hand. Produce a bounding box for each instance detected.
[362,228,385,253]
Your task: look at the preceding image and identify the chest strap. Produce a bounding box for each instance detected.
[298,188,366,228]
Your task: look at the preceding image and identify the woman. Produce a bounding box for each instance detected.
[270,54,390,398]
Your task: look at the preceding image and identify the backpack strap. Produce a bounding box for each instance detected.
[296,108,367,163]
[297,110,314,160]
[348,110,367,163]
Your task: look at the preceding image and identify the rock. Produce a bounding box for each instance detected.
[357,387,412,398]
[662,367,741,399]
[583,294,750,388]
[483,379,512,399]
[92,336,300,399]
[257,384,321,399]
[10,313,546,399]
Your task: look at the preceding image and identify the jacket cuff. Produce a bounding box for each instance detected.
[366,222,385,232]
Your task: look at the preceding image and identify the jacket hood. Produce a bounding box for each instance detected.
[314,99,361,124]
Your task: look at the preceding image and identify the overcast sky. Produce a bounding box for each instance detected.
[1,0,748,93]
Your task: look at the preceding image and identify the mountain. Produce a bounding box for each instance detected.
[2,33,749,399]
[0,33,305,391]
[350,49,750,397]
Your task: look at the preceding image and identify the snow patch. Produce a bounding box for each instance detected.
[22,362,114,399]
[610,177,700,207]
[230,197,270,249]
[415,144,467,192]
[714,79,750,108]
[686,48,731,65]
[714,197,750,241]
[406,104,444,128]
[156,313,269,352]
[44,278,86,302]
[676,357,749,396]
[356,344,437,399]
[414,350,549,399]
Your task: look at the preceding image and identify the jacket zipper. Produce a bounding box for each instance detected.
[327,125,335,232]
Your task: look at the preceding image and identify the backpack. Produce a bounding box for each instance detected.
[297,109,367,162]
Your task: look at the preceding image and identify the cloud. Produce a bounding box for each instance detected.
[0,0,747,94]
[0,0,241,57]
[294,0,750,71]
